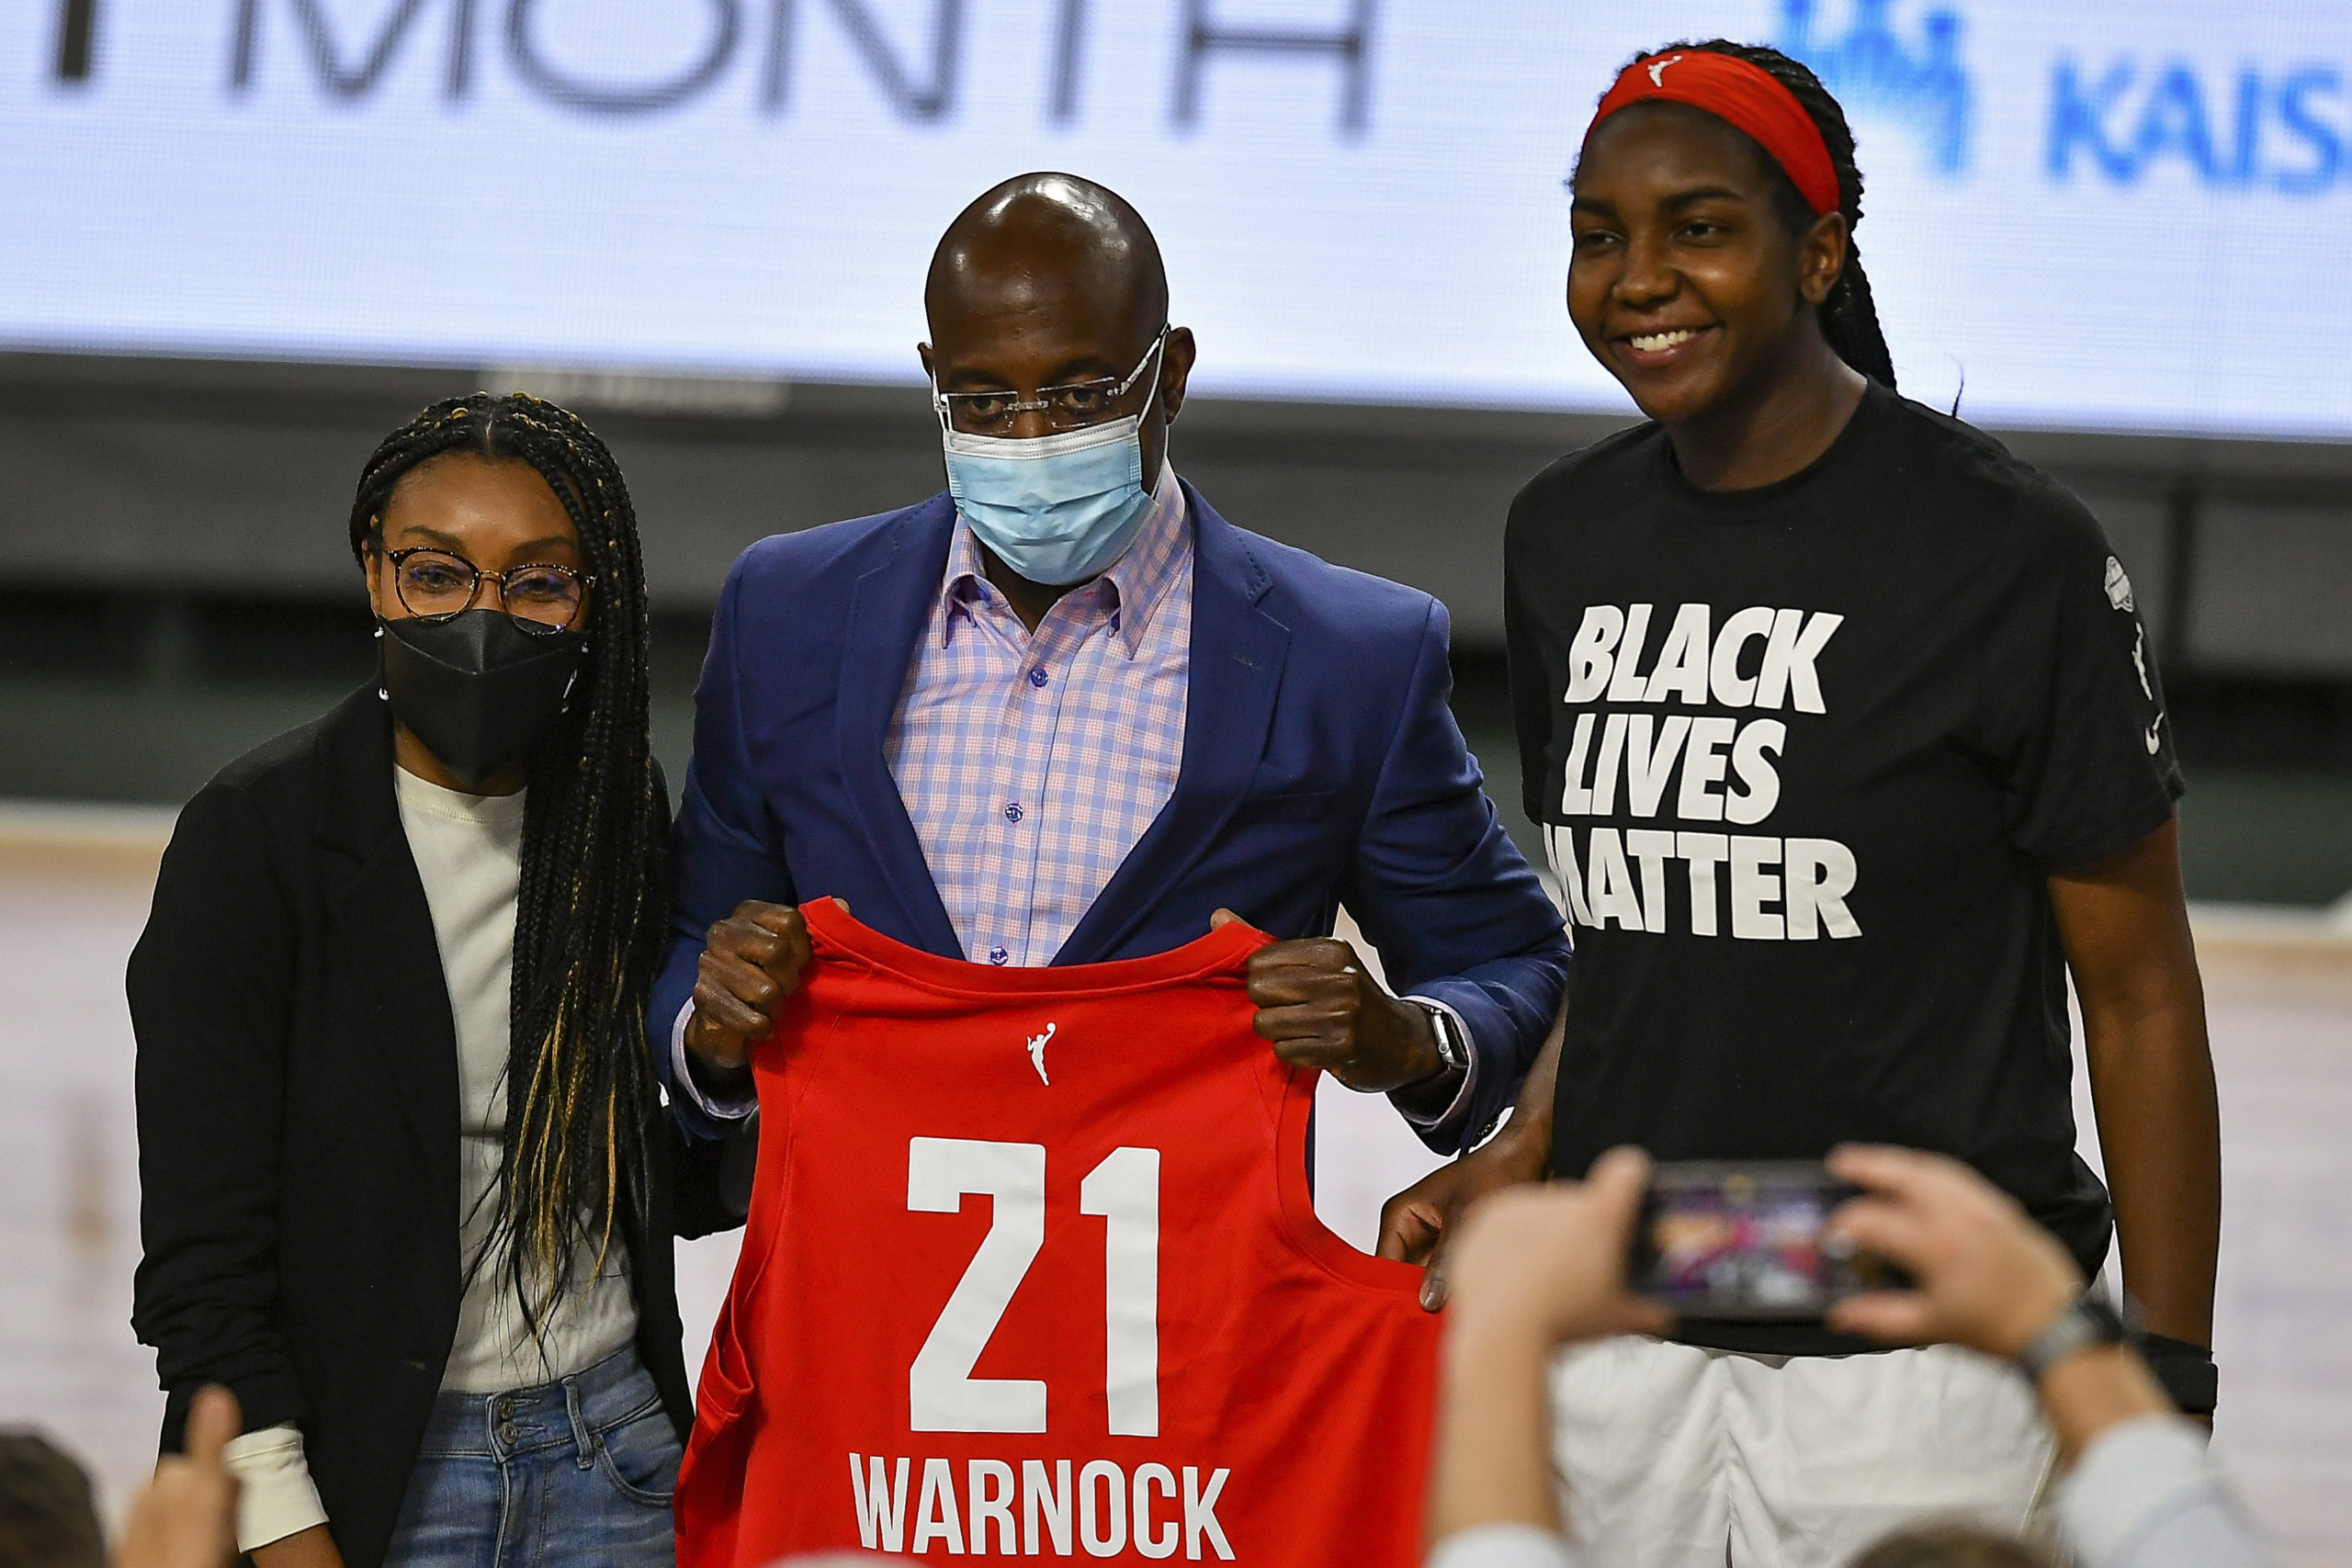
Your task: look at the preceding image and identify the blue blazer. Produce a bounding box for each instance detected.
[652,483,1570,1153]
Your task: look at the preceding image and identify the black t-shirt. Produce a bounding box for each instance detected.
[1506,383,2184,1355]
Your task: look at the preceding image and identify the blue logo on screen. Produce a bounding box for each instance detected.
[1778,0,1972,176]
[2048,60,2345,194]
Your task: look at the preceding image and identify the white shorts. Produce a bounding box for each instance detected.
[1548,1337,2055,1568]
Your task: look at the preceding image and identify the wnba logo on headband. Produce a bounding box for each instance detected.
[1585,49,1842,217]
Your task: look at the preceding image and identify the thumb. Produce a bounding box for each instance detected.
[1419,1227,1457,1313]
[1587,1145,1653,1203]
[1209,908,1240,931]
[1586,1145,1653,1242]
[184,1385,243,1466]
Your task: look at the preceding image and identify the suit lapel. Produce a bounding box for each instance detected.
[1057,485,1290,964]
[835,497,966,957]
[313,689,462,1219]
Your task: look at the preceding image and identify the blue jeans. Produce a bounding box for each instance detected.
[383,1346,682,1568]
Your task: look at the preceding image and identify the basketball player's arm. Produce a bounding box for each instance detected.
[1377,1011,1562,1309]
[2048,818,2221,1360]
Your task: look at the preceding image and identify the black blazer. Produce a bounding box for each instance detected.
[130,687,733,1568]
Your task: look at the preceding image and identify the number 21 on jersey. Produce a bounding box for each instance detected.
[907,1136,1161,1437]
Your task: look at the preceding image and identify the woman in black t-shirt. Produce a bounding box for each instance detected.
[1377,40,2221,1566]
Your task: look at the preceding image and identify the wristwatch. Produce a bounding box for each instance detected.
[2014,1290,2132,1381]
[1410,998,1470,1077]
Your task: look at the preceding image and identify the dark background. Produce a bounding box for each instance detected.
[4,351,2347,906]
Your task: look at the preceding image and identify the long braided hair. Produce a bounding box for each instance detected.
[345,392,667,1337]
[1585,39,1899,389]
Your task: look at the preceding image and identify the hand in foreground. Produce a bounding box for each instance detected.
[1379,1132,1550,1312]
[1209,910,1443,1093]
[684,900,816,1073]
[1824,1144,2083,1358]
[119,1385,241,1568]
[1826,1145,2188,1464]
[1442,1146,1672,1348]
[1423,1149,1667,1545]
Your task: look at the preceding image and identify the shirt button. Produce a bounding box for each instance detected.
[988,944,1010,965]
[1028,666,1050,688]
[1004,802,1023,823]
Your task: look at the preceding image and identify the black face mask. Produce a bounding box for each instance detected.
[378,610,588,792]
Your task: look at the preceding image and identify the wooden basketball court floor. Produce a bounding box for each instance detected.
[2,810,2345,1562]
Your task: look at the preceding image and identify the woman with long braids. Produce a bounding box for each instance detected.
[131,393,715,1568]
[1381,42,2221,1564]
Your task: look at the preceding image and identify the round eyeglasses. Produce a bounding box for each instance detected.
[384,547,593,634]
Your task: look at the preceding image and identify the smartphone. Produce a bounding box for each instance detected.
[1631,1160,1890,1321]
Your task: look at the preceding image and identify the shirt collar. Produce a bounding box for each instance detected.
[940,464,1190,658]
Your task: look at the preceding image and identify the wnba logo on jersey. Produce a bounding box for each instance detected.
[1026,1023,1057,1085]
[1547,602,1862,942]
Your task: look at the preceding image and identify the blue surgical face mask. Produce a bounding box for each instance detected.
[935,335,1166,586]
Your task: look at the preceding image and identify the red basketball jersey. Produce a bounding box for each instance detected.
[675,903,1441,1565]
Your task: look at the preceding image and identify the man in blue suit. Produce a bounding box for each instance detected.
[654,173,1568,1159]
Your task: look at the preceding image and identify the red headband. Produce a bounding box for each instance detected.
[1583,50,1841,217]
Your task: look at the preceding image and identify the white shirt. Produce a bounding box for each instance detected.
[1422,1416,2267,1568]
[398,770,637,1394]
[222,766,639,1551]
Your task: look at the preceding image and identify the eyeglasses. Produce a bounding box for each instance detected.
[383,547,594,634]
[933,326,1169,436]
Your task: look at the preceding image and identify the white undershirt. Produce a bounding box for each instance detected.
[399,769,638,1394]
[1420,1417,2267,1568]
[222,765,639,1551]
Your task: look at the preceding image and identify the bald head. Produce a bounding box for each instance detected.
[919,173,1195,504]
[926,173,1169,353]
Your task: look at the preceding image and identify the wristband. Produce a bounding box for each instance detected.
[2137,1331,2219,1417]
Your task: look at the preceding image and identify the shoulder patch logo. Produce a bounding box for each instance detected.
[1025,1022,1056,1086]
[2103,557,2135,613]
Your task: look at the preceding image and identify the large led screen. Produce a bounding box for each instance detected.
[5,1,2348,438]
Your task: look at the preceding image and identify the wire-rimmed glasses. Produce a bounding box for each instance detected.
[383,547,593,634]
[933,325,1170,436]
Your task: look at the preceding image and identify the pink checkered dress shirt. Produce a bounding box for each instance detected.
[884,467,1193,966]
